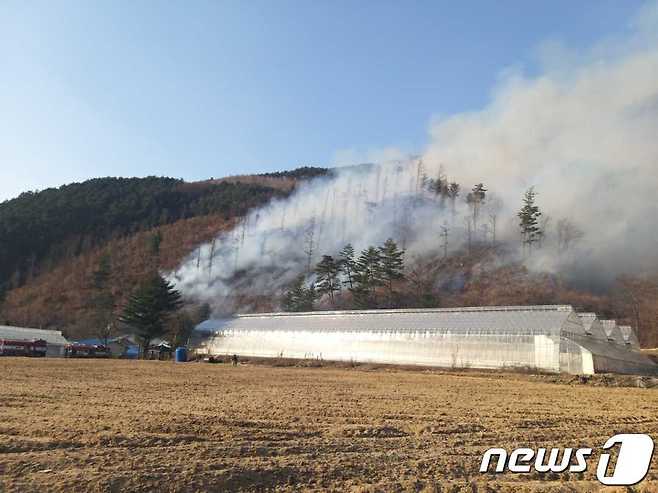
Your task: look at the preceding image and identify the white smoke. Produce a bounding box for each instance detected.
[171,1,658,310]
[171,160,465,312]
[423,1,658,285]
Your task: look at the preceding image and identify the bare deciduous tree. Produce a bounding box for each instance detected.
[556,218,584,253]
[616,276,658,346]
[303,217,316,274]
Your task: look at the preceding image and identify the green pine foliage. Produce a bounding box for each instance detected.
[466,183,487,229]
[284,239,408,311]
[118,274,183,356]
[338,244,356,289]
[379,238,405,299]
[315,255,341,306]
[281,275,317,312]
[261,166,332,180]
[350,246,384,308]
[518,187,543,253]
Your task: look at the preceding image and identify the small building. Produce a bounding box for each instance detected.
[0,325,69,357]
[94,334,170,359]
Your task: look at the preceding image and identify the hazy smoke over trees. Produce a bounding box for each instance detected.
[171,1,658,311]
[423,1,658,285]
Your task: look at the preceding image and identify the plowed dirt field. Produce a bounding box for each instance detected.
[1,358,657,492]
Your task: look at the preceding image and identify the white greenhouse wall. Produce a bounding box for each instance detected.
[198,329,565,372]
[191,306,658,376]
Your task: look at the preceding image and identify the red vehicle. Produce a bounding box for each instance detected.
[65,343,111,358]
[0,338,47,357]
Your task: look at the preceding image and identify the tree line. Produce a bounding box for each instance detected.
[0,175,304,296]
[282,238,405,311]
[281,179,577,313]
[422,165,568,257]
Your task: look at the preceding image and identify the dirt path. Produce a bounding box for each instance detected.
[1,359,657,492]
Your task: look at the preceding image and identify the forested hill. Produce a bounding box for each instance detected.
[2,165,656,349]
[0,168,329,298]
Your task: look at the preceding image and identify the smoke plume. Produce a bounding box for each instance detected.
[171,2,658,310]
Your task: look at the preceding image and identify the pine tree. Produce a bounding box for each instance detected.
[378,238,405,304]
[315,255,341,306]
[447,182,460,219]
[281,282,299,312]
[281,275,316,312]
[338,244,356,289]
[426,172,449,207]
[518,187,543,255]
[119,274,182,357]
[466,183,487,233]
[351,246,383,308]
[304,283,318,311]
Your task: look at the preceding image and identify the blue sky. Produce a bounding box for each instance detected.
[0,0,646,201]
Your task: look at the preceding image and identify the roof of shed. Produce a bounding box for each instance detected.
[0,325,69,345]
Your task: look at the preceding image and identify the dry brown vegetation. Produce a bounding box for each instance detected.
[1,215,234,337]
[1,359,658,492]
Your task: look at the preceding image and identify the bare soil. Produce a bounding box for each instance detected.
[1,358,657,492]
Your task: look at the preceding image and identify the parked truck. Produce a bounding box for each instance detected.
[64,343,111,358]
[0,338,48,357]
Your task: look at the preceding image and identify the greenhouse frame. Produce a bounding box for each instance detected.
[191,305,657,375]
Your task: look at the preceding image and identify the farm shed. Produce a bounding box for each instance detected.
[191,305,657,375]
[0,325,69,357]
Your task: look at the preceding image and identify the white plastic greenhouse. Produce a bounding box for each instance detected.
[191,305,657,375]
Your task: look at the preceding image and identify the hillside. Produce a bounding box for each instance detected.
[0,168,329,338]
[1,215,233,336]
[1,164,657,347]
[0,169,329,293]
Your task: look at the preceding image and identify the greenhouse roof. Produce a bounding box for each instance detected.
[600,320,625,344]
[196,305,583,335]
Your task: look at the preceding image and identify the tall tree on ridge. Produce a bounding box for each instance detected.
[379,238,405,305]
[338,244,356,289]
[447,182,460,220]
[282,275,317,312]
[351,246,383,308]
[518,187,543,255]
[466,183,487,234]
[315,255,341,307]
